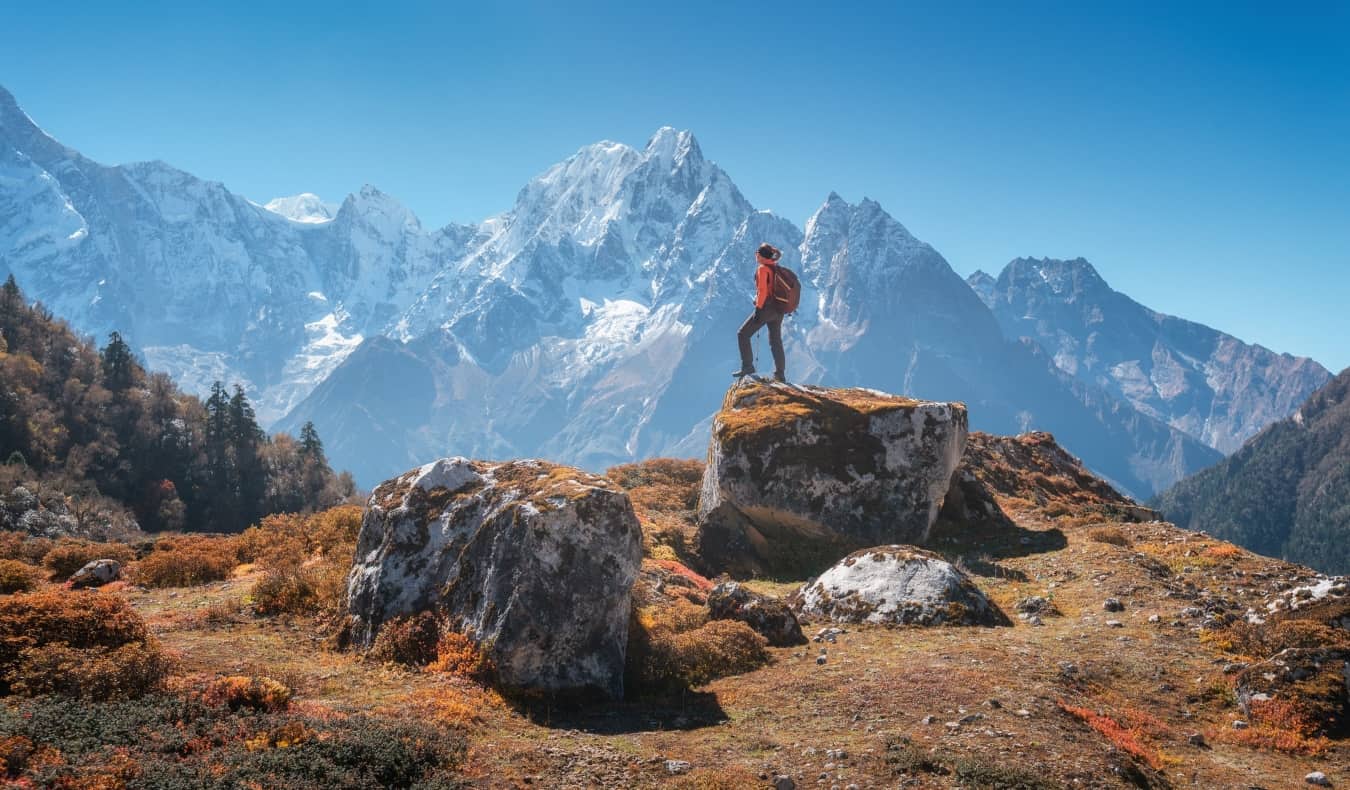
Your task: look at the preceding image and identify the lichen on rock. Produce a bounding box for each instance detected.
[696,379,968,578]
[340,457,643,700]
[793,545,1005,627]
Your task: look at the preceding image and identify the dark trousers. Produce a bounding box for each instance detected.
[737,306,785,376]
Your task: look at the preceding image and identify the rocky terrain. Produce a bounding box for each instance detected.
[2,380,1346,789]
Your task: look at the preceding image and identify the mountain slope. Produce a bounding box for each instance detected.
[1153,367,1350,573]
[972,257,1330,453]
[2,84,1230,495]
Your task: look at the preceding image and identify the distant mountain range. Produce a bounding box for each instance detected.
[0,84,1328,496]
[1153,367,1350,574]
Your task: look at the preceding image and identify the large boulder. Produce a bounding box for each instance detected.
[793,546,1004,627]
[696,380,967,578]
[68,559,122,588]
[340,458,643,700]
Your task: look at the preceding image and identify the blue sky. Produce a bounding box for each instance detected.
[3,0,1347,370]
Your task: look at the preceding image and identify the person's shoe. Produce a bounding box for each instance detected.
[732,367,755,378]
[773,371,787,383]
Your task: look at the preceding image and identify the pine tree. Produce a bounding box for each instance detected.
[100,331,136,391]
[299,421,325,464]
[229,385,267,530]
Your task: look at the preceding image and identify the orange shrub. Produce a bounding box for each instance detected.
[427,630,495,683]
[1058,700,1165,771]
[0,589,169,699]
[0,559,42,594]
[251,560,348,618]
[369,611,442,667]
[42,539,135,580]
[0,531,53,565]
[133,537,237,587]
[202,675,292,712]
[626,601,769,693]
[238,505,363,568]
[1203,544,1244,560]
[1087,527,1131,547]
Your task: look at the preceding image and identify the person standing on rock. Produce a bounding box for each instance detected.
[733,243,788,382]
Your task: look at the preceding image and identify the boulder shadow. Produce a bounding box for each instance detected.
[506,690,729,734]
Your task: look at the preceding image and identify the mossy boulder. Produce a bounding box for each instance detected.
[696,380,967,578]
[707,581,807,646]
[340,458,643,700]
[793,546,1004,627]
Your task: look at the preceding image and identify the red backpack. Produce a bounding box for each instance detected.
[771,265,802,314]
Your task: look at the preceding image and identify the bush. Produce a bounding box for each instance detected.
[368,611,442,667]
[0,694,466,789]
[133,535,238,587]
[0,530,52,565]
[427,630,496,683]
[41,539,135,580]
[238,505,363,568]
[8,641,171,700]
[0,589,169,699]
[1087,527,1131,547]
[202,675,292,712]
[0,558,42,594]
[626,600,770,694]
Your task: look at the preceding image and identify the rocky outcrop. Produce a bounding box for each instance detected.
[340,458,643,699]
[69,559,122,588]
[707,581,807,646]
[941,431,1157,525]
[696,380,967,578]
[793,546,1004,627]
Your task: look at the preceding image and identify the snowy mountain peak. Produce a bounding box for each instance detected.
[1001,257,1109,298]
[643,126,701,169]
[264,193,337,224]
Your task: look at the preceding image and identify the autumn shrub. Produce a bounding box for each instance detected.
[626,600,769,694]
[133,536,238,587]
[0,530,52,565]
[0,693,466,789]
[41,539,135,580]
[1087,527,1131,547]
[0,559,42,594]
[0,589,169,699]
[368,611,442,667]
[245,506,360,618]
[426,629,496,683]
[202,675,292,712]
[251,561,347,617]
[1057,700,1166,772]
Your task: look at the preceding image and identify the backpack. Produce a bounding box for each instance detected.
[771,265,802,314]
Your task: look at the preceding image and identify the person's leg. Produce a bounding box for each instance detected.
[767,313,786,381]
[736,309,765,374]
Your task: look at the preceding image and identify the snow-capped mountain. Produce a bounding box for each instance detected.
[971,258,1331,453]
[263,193,337,224]
[1,83,1274,497]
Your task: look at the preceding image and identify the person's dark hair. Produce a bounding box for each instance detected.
[757,243,781,261]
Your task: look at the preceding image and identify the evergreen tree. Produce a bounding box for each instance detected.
[299,421,325,464]
[229,385,267,530]
[100,331,136,391]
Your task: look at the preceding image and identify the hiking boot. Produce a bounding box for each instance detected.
[773,371,786,383]
[732,367,755,378]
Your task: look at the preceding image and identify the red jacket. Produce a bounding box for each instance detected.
[755,259,777,309]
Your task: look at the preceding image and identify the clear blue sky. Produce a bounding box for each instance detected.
[3,1,1347,371]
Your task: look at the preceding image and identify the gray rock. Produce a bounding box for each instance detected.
[1103,598,1124,612]
[774,776,796,790]
[664,760,691,775]
[707,581,806,646]
[1306,771,1331,786]
[68,558,122,588]
[1232,720,1248,730]
[1106,619,1124,628]
[340,458,642,699]
[794,546,1004,626]
[696,380,967,578]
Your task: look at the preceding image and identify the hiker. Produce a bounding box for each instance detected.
[733,243,791,382]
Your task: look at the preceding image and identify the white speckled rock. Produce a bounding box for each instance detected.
[340,457,643,699]
[696,379,967,577]
[794,546,1003,626]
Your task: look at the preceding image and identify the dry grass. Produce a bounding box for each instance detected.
[713,380,925,445]
[1087,526,1131,546]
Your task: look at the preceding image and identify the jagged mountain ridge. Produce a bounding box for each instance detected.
[1153,367,1350,574]
[3,84,1232,495]
[971,257,1330,453]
